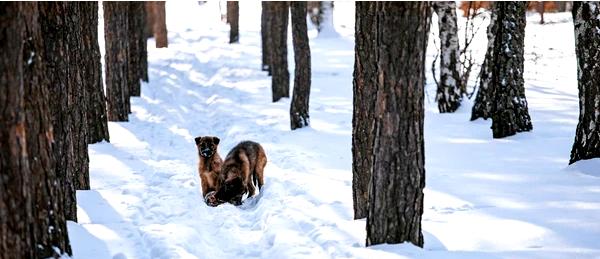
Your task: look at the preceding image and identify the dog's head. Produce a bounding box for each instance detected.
[194,136,220,158]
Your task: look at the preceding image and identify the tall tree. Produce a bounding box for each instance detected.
[140,5,149,83]
[145,2,155,38]
[261,2,272,73]
[570,2,600,164]
[316,1,340,37]
[0,3,35,257]
[270,2,290,102]
[290,1,311,130]
[153,1,168,48]
[489,2,532,138]
[366,2,430,247]
[80,2,110,144]
[352,1,377,220]
[471,6,497,121]
[128,2,145,97]
[433,1,462,113]
[104,2,131,121]
[23,3,72,256]
[227,1,239,43]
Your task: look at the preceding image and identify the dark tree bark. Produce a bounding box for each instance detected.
[570,2,600,164]
[366,2,430,248]
[145,2,155,38]
[471,6,497,121]
[39,2,81,221]
[0,3,35,257]
[153,1,168,48]
[433,1,462,113]
[140,4,149,83]
[490,2,532,138]
[128,2,145,97]
[261,2,272,73]
[22,3,72,256]
[80,2,110,144]
[227,1,239,43]
[290,2,311,130]
[270,2,290,102]
[104,2,130,122]
[352,1,377,220]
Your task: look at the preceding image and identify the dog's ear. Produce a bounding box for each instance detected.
[213,137,220,145]
[194,136,202,145]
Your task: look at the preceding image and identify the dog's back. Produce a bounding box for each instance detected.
[217,141,267,205]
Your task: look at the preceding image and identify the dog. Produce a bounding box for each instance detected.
[214,141,267,206]
[194,136,223,206]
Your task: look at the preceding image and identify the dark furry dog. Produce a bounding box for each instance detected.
[194,136,223,206]
[213,141,267,206]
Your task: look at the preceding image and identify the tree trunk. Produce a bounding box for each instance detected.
[227,1,239,43]
[128,2,145,97]
[22,3,72,256]
[145,2,155,38]
[104,2,130,122]
[153,1,168,48]
[570,2,600,164]
[471,6,497,121]
[307,1,321,29]
[490,2,532,138]
[270,2,290,102]
[140,5,149,83]
[317,1,339,37]
[352,1,377,220]
[538,2,545,24]
[39,2,81,221]
[261,2,272,73]
[0,3,35,257]
[80,2,110,144]
[366,2,430,248]
[433,1,462,113]
[290,1,311,130]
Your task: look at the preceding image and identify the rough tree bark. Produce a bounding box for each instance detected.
[140,4,149,82]
[104,2,130,122]
[23,3,72,256]
[290,1,311,130]
[471,6,497,121]
[366,2,430,248]
[352,1,377,220]
[80,2,110,144]
[227,1,239,43]
[433,1,462,113]
[0,3,35,257]
[270,2,290,102]
[145,2,155,38]
[128,2,145,97]
[490,2,533,138]
[261,2,272,73]
[153,1,168,48]
[570,2,600,164]
[39,2,81,221]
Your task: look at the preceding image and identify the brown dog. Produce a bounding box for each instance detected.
[214,141,267,206]
[194,136,223,205]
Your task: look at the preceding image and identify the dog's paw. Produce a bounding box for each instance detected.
[205,191,220,207]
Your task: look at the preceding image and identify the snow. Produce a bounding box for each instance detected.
[69,2,600,259]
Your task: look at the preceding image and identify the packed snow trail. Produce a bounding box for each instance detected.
[69,2,600,258]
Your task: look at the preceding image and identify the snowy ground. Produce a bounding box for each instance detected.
[69,2,600,258]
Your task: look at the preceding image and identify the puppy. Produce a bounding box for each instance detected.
[215,141,267,205]
[194,136,223,206]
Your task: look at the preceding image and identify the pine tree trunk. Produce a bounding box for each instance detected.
[434,1,462,113]
[471,7,497,121]
[39,2,81,221]
[290,1,311,130]
[317,1,339,37]
[104,2,130,122]
[153,1,168,48]
[227,1,239,43]
[128,2,144,97]
[145,2,155,38]
[80,2,110,144]
[490,2,533,138]
[140,5,149,83]
[0,3,35,257]
[261,2,272,72]
[366,2,430,247]
[570,2,600,164]
[270,2,290,102]
[22,3,72,256]
[352,1,377,220]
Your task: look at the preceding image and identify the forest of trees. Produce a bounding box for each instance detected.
[1,1,600,257]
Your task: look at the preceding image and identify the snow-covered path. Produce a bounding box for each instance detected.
[70,2,600,258]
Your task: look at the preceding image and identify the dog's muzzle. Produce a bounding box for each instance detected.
[201,148,213,157]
